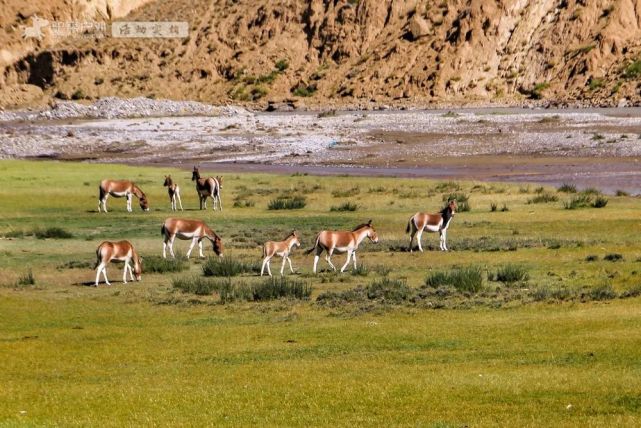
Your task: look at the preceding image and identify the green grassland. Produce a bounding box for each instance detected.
[0,160,640,426]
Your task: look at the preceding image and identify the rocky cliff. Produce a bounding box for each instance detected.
[2,0,641,109]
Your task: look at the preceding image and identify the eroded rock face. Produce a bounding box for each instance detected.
[2,0,641,108]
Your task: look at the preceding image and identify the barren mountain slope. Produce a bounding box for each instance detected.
[2,0,641,108]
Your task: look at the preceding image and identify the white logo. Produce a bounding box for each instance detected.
[22,15,50,40]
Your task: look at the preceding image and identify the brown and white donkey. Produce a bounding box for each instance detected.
[94,240,142,286]
[163,175,183,211]
[161,217,224,259]
[406,199,457,252]
[261,231,301,276]
[191,167,222,211]
[305,220,378,273]
[98,179,149,213]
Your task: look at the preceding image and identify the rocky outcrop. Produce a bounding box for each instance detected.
[2,0,641,109]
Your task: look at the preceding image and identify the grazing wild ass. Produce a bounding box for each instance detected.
[305,220,378,273]
[163,175,183,211]
[191,166,223,210]
[406,199,457,252]
[161,218,224,259]
[98,179,149,213]
[261,230,301,276]
[94,240,141,286]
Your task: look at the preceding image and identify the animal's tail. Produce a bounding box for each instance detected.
[161,224,166,237]
[304,234,320,255]
[405,216,413,234]
[98,184,106,202]
[93,245,102,269]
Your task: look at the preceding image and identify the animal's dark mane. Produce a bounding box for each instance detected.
[352,222,371,232]
[440,205,452,215]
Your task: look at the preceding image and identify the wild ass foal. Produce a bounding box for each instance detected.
[98,179,149,213]
[406,199,457,252]
[163,175,183,211]
[94,240,142,286]
[261,231,301,276]
[191,167,223,211]
[306,220,379,273]
[162,218,224,259]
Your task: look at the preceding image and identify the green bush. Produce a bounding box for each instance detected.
[592,195,608,208]
[252,277,312,301]
[144,256,189,273]
[491,264,529,284]
[442,192,470,212]
[17,269,35,286]
[366,277,412,303]
[332,187,360,197]
[34,227,73,239]
[330,202,358,212]
[293,85,317,97]
[527,193,558,204]
[425,266,483,293]
[202,255,257,277]
[623,58,641,79]
[172,276,220,295]
[586,283,617,301]
[275,59,289,72]
[563,194,592,209]
[604,253,623,262]
[557,183,577,193]
[267,196,306,210]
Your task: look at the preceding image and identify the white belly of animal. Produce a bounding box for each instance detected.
[276,250,286,257]
[176,231,197,240]
[110,191,127,197]
[425,224,441,233]
[334,246,351,253]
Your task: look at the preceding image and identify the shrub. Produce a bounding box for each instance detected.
[275,59,289,72]
[490,202,497,212]
[620,284,641,299]
[564,194,592,209]
[585,255,599,262]
[588,78,604,91]
[202,255,257,277]
[3,230,25,238]
[71,89,85,100]
[17,269,35,286]
[425,266,483,293]
[616,190,629,197]
[591,195,608,208]
[557,183,577,193]
[434,181,461,192]
[293,85,317,97]
[332,187,360,197]
[34,227,73,239]
[172,276,219,295]
[252,277,312,301]
[233,198,255,208]
[144,256,189,273]
[442,192,470,212]
[604,253,623,262]
[491,264,529,284]
[366,277,412,303]
[351,264,369,276]
[531,285,575,301]
[330,202,358,212]
[527,193,558,204]
[267,196,306,210]
[623,58,641,79]
[57,260,92,269]
[586,283,617,301]
[500,204,509,212]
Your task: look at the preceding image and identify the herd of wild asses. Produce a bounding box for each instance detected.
[93,167,457,286]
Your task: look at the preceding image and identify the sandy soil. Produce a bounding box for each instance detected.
[2,106,641,193]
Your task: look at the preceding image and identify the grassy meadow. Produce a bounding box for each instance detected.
[0,160,640,426]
